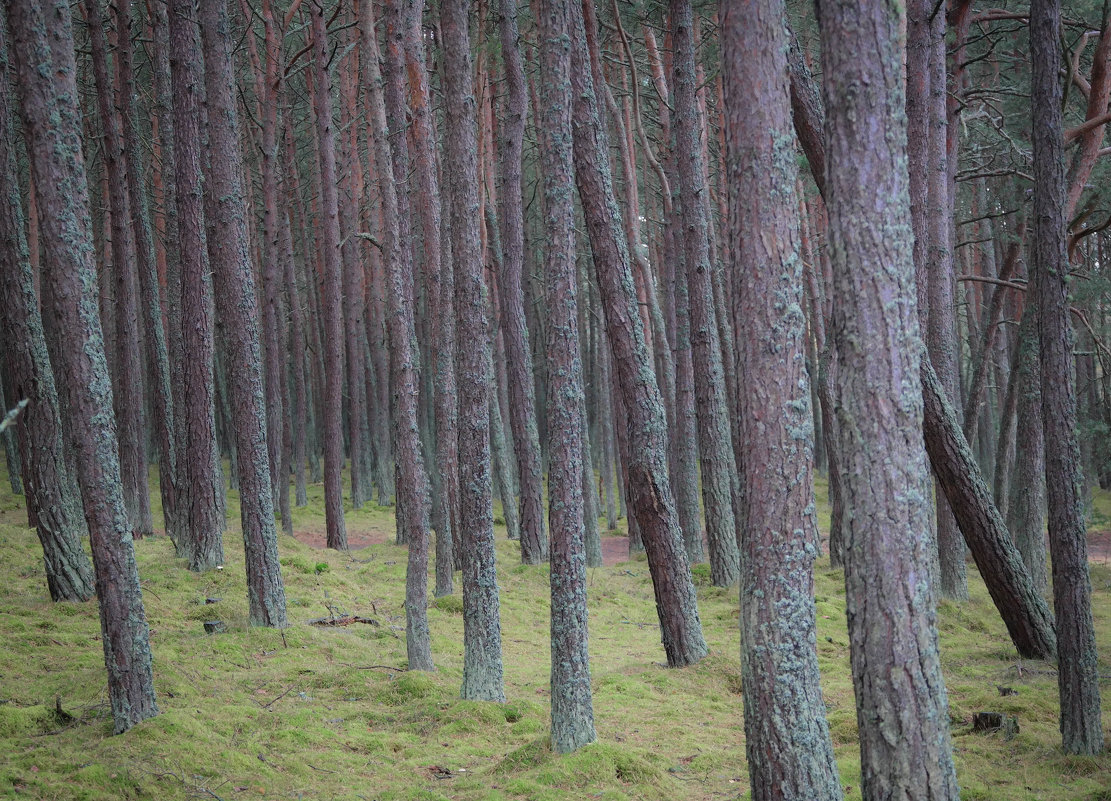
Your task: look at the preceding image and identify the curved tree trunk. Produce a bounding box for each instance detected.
[569,0,707,668]
[9,0,158,733]
[0,23,94,601]
[84,0,152,540]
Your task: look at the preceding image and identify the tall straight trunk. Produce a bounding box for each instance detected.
[789,0,1056,663]
[309,0,348,551]
[256,0,289,528]
[169,0,223,571]
[538,0,596,753]
[374,0,433,671]
[200,0,287,628]
[283,205,309,508]
[671,0,739,587]
[722,2,842,796]
[569,0,707,667]
[497,0,548,564]
[9,0,158,733]
[338,31,369,512]
[815,1,960,798]
[115,0,177,541]
[1029,0,1104,755]
[84,0,152,539]
[1006,303,1049,596]
[150,0,183,520]
[440,0,505,701]
[403,0,455,597]
[0,23,94,601]
[927,5,967,601]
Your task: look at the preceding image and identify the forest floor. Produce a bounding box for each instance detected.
[0,469,1109,801]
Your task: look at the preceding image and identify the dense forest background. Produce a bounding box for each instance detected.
[1,0,1110,798]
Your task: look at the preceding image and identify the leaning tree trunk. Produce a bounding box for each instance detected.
[0,21,94,602]
[440,0,505,701]
[569,0,707,668]
[9,0,158,733]
[1029,0,1104,755]
[815,1,961,798]
[84,0,152,540]
[722,1,842,797]
[789,1,1056,662]
[199,0,287,628]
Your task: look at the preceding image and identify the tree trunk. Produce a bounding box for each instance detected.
[169,0,223,571]
[374,0,434,671]
[569,0,707,668]
[84,0,152,540]
[722,2,842,796]
[0,21,94,601]
[440,0,505,701]
[114,0,178,542]
[200,0,287,628]
[9,0,159,733]
[538,0,596,751]
[308,0,348,551]
[816,1,960,797]
[1006,304,1049,596]
[497,0,548,565]
[1029,0,1104,755]
[671,0,739,587]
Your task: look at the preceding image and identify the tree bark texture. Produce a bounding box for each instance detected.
[926,2,967,601]
[1005,306,1049,597]
[170,0,223,571]
[9,0,158,733]
[200,0,288,628]
[721,2,842,797]
[0,19,94,601]
[375,0,434,671]
[670,0,740,588]
[84,0,152,540]
[498,0,548,565]
[440,0,505,700]
[1029,0,1104,755]
[815,2,961,798]
[309,0,348,551]
[537,0,596,752]
[402,0,456,598]
[114,0,178,542]
[569,0,707,668]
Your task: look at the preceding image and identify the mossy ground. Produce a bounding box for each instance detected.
[0,468,1108,800]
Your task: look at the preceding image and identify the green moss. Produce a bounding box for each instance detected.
[0,467,1108,800]
[432,594,464,614]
